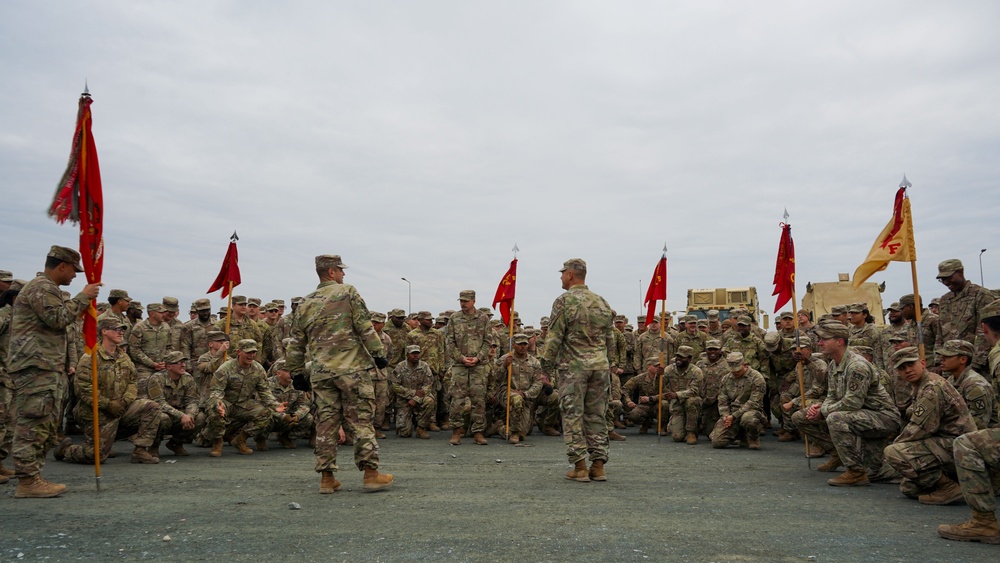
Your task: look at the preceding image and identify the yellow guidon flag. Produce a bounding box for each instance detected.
[852,182,916,288]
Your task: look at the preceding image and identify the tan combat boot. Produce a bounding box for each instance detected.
[166,440,189,456]
[509,433,520,445]
[428,422,441,432]
[231,431,254,455]
[828,467,870,487]
[588,459,607,482]
[919,475,965,506]
[473,432,488,445]
[541,427,561,436]
[748,436,761,450]
[816,451,842,472]
[255,436,269,451]
[0,461,15,478]
[565,460,590,482]
[130,446,159,464]
[609,431,627,442]
[14,474,67,499]
[778,430,800,442]
[209,438,224,457]
[277,433,296,449]
[449,428,463,445]
[362,467,394,492]
[937,511,1000,544]
[319,470,342,494]
[415,428,430,440]
[686,432,698,445]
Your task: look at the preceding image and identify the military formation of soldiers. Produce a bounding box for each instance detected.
[1,248,999,544]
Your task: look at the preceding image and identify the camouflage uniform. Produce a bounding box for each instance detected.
[407,323,447,424]
[802,350,900,473]
[663,362,705,441]
[0,304,14,467]
[710,366,767,447]
[60,348,163,463]
[214,316,264,353]
[195,349,227,402]
[848,322,878,349]
[144,369,204,446]
[383,316,410,368]
[391,358,436,437]
[444,308,493,434]
[204,358,282,442]
[8,274,90,477]
[266,375,314,440]
[778,356,827,424]
[695,354,728,436]
[948,368,995,430]
[369,329,394,431]
[952,428,1000,513]
[723,332,770,379]
[937,280,997,373]
[621,372,665,428]
[883,371,977,497]
[128,318,171,387]
[284,278,385,473]
[675,330,709,360]
[876,322,908,372]
[179,317,215,371]
[540,283,614,465]
[921,312,941,362]
[633,330,675,373]
[493,350,545,438]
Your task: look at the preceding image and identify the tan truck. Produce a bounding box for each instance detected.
[801,273,886,325]
[686,287,764,326]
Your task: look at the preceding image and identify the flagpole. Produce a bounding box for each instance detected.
[657,294,665,441]
[505,296,515,441]
[80,112,102,491]
[223,281,234,361]
[790,289,811,469]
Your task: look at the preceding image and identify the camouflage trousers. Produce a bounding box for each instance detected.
[0,383,12,461]
[626,401,666,428]
[791,409,834,452]
[883,436,957,496]
[535,389,560,432]
[157,411,208,446]
[312,371,379,472]
[496,390,534,437]
[205,401,272,440]
[395,396,435,437]
[557,368,609,464]
[448,365,488,433]
[667,397,702,440]
[62,399,163,463]
[605,399,622,432]
[698,400,720,438]
[825,410,899,472]
[372,374,393,430]
[10,368,64,477]
[953,428,1000,513]
[266,410,314,440]
[710,410,765,448]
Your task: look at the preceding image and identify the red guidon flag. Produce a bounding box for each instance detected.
[772,222,795,313]
[208,232,241,297]
[48,90,104,353]
[643,255,667,326]
[492,258,517,326]
[853,187,916,288]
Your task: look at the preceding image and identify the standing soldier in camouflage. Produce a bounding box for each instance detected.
[935,258,997,373]
[633,316,675,374]
[444,291,494,446]
[706,310,725,340]
[407,310,447,431]
[284,254,393,494]
[882,347,977,504]
[383,309,409,368]
[370,311,393,437]
[161,296,184,352]
[937,299,1000,543]
[98,289,132,336]
[8,246,100,498]
[540,258,614,483]
[215,295,264,350]
[126,300,143,325]
[128,302,172,393]
[676,315,709,359]
[56,316,164,465]
[800,320,900,487]
[179,298,214,373]
[898,294,935,364]
[0,280,23,482]
[710,352,767,449]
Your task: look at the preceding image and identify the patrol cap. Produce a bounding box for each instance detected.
[273,359,288,372]
[763,332,782,351]
[891,346,921,369]
[676,345,694,358]
[97,317,126,331]
[315,254,348,270]
[938,339,974,358]
[736,315,753,326]
[47,245,84,272]
[792,338,813,350]
[815,319,849,340]
[272,299,285,306]
[852,345,874,357]
[219,306,229,315]
[899,294,919,307]
[238,339,259,353]
[128,300,142,310]
[797,309,812,318]
[684,315,697,324]
[930,297,940,306]
[696,320,708,328]
[513,333,530,344]
[614,314,627,323]
[264,302,279,312]
[706,339,722,350]
[147,303,165,313]
[981,298,1000,322]
[435,316,447,324]
[458,290,476,301]
[164,351,188,364]
[108,289,131,301]
[726,352,746,369]
[936,259,963,279]
[707,309,720,319]
[847,303,865,314]
[231,295,247,305]
[97,302,109,312]
[291,296,305,305]
[370,311,386,323]
[388,308,406,318]
[405,344,421,354]
[885,302,901,312]
[888,333,908,343]
[247,297,261,307]
[559,258,587,273]
[637,315,647,324]
[190,303,198,313]
[162,296,179,312]
[540,317,550,327]
[779,311,794,320]
[9,279,26,291]
[830,305,847,315]
[416,310,433,321]
[0,270,12,282]
[207,330,228,342]
[624,324,634,332]
[478,307,492,316]
[647,316,660,325]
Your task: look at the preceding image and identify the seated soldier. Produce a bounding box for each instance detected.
[391,345,436,439]
[495,333,545,444]
[939,339,995,430]
[662,346,705,444]
[260,359,314,449]
[144,350,204,457]
[710,352,767,450]
[623,361,666,434]
[883,347,977,503]
[203,340,286,457]
[194,330,230,401]
[695,340,727,439]
[55,317,163,465]
[780,339,828,454]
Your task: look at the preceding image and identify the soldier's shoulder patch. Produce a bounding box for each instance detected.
[848,380,860,392]
[913,404,926,418]
[974,398,986,411]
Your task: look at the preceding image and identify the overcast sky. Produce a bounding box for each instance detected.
[2,1,998,326]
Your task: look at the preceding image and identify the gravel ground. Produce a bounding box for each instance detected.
[1,427,994,561]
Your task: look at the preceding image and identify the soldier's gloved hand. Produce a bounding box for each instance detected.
[107,400,126,418]
[292,373,311,392]
[542,384,554,396]
[373,356,389,370]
